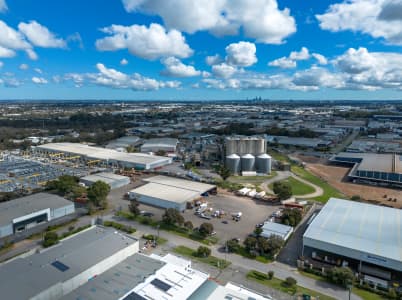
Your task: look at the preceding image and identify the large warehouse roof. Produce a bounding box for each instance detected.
[304,198,402,271]
[130,182,200,204]
[143,175,215,194]
[332,152,402,173]
[37,143,171,168]
[0,226,138,300]
[63,254,165,300]
[0,193,72,227]
[141,138,178,148]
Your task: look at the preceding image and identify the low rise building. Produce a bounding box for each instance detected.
[0,193,75,238]
[80,172,130,189]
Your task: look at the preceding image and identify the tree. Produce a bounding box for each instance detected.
[199,222,214,237]
[162,208,184,226]
[184,221,193,230]
[254,227,263,237]
[281,208,302,227]
[243,236,258,251]
[273,181,292,200]
[265,235,284,256]
[284,277,297,287]
[351,195,361,201]
[217,165,231,180]
[226,239,240,253]
[87,181,110,209]
[326,267,354,288]
[46,175,79,196]
[128,199,140,216]
[126,145,138,153]
[268,270,274,280]
[43,232,59,248]
[196,246,211,257]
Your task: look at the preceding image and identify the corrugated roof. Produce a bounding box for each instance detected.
[130,183,200,204]
[0,226,138,300]
[304,198,402,270]
[0,193,73,227]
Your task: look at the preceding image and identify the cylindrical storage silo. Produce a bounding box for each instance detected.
[225,138,237,156]
[256,153,272,174]
[226,154,240,174]
[255,138,266,155]
[241,154,255,172]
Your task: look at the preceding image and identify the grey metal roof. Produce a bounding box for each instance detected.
[303,198,402,271]
[0,226,138,300]
[0,193,73,227]
[141,138,179,147]
[143,175,215,194]
[334,152,402,173]
[62,254,165,300]
[81,172,129,184]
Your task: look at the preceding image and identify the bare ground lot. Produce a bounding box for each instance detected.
[305,162,402,207]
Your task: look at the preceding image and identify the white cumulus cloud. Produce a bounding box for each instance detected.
[64,63,181,91]
[268,57,297,69]
[161,57,201,77]
[225,41,257,67]
[121,0,296,44]
[32,76,48,84]
[19,63,29,70]
[96,23,193,60]
[205,54,223,66]
[18,21,66,48]
[120,58,128,65]
[312,53,328,65]
[0,45,15,58]
[212,63,237,78]
[317,0,402,45]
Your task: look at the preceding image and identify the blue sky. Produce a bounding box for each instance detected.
[1,0,402,100]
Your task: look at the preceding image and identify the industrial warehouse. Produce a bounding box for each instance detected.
[140,138,179,153]
[35,142,172,170]
[0,226,139,300]
[0,193,75,239]
[129,175,216,211]
[80,172,130,189]
[303,198,402,288]
[330,152,402,186]
[225,136,272,175]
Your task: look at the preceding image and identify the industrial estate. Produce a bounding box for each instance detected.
[0,100,402,300]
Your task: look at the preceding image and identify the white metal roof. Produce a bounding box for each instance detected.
[37,143,171,168]
[262,221,293,240]
[143,175,215,194]
[303,198,402,271]
[130,182,200,204]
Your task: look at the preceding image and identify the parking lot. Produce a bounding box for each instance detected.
[108,180,280,245]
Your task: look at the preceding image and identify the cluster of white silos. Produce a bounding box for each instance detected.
[225,137,271,175]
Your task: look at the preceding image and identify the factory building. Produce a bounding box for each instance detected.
[0,226,139,300]
[128,175,216,211]
[140,138,179,153]
[35,143,172,170]
[80,172,130,190]
[303,198,402,288]
[225,137,271,175]
[63,252,273,300]
[0,193,75,238]
[330,152,402,186]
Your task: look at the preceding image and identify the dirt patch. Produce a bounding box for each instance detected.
[305,163,402,208]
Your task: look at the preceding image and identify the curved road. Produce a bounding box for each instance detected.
[260,171,323,199]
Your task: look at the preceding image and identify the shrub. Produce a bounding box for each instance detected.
[43,232,59,248]
[284,277,297,287]
[268,270,274,280]
[196,246,211,257]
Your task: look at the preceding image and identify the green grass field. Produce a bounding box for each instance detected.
[247,270,336,300]
[173,246,231,269]
[269,176,315,196]
[291,165,345,202]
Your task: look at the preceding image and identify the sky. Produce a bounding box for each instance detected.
[0,0,402,100]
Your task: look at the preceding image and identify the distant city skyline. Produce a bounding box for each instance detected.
[1,0,402,100]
